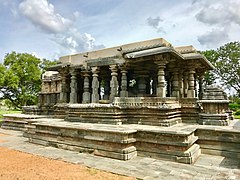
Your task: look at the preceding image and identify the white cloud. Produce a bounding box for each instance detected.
[19,0,104,56]
[194,0,240,48]
[195,1,240,27]
[146,16,165,34]
[197,29,229,48]
[19,0,72,33]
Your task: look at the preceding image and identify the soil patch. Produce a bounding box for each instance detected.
[0,133,134,180]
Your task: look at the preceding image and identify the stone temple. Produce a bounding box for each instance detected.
[2,38,240,164]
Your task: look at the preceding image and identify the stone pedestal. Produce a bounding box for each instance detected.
[198,85,229,126]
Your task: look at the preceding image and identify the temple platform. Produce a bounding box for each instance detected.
[2,114,240,164]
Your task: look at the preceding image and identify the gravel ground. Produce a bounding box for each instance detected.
[0,133,134,180]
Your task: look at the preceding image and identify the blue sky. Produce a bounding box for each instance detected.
[0,0,240,62]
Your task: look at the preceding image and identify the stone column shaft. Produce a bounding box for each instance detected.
[183,71,188,98]
[91,67,99,103]
[178,71,183,98]
[157,65,166,97]
[120,69,128,97]
[110,65,118,102]
[82,71,91,103]
[187,69,196,98]
[171,70,179,97]
[70,70,78,104]
[138,76,147,97]
[198,74,204,99]
[60,73,68,103]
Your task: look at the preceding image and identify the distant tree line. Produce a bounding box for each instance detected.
[201,41,240,98]
[0,52,57,109]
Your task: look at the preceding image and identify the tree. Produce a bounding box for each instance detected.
[202,42,240,97]
[0,52,57,109]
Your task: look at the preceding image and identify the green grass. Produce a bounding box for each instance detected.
[234,115,240,119]
[0,109,21,119]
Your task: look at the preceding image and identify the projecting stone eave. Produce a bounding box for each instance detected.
[182,53,214,70]
[175,45,214,70]
[59,38,171,66]
[123,46,184,60]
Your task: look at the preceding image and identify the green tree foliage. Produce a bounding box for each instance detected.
[0,52,57,109]
[202,42,240,97]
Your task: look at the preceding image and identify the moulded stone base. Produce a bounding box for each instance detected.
[199,113,229,126]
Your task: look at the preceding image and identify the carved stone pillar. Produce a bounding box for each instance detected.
[69,69,78,104]
[157,65,166,97]
[91,67,99,103]
[198,74,204,99]
[152,76,157,95]
[137,75,147,97]
[187,69,196,98]
[82,70,91,103]
[183,71,188,98]
[109,65,119,102]
[178,70,183,98]
[120,68,128,97]
[103,78,110,100]
[171,70,179,97]
[154,55,168,98]
[59,69,68,103]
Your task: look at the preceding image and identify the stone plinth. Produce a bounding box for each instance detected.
[135,127,200,164]
[26,119,137,160]
[196,125,240,158]
[1,114,48,131]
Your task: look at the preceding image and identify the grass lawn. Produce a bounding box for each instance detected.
[234,115,240,119]
[0,110,21,120]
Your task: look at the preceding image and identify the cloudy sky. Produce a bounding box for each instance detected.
[0,0,240,62]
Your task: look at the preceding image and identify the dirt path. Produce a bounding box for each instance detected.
[0,133,135,180]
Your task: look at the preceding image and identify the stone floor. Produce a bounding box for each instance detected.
[0,128,239,179]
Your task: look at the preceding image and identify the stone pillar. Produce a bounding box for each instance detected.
[187,69,196,98]
[103,78,110,100]
[152,76,157,95]
[69,69,78,104]
[156,64,166,97]
[198,74,204,99]
[82,70,91,103]
[109,65,119,102]
[59,69,68,103]
[171,70,179,97]
[178,71,183,98]
[138,75,147,97]
[91,67,99,103]
[183,71,188,98]
[146,77,151,95]
[120,68,128,97]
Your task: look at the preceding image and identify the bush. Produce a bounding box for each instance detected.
[229,103,240,111]
[235,109,240,115]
